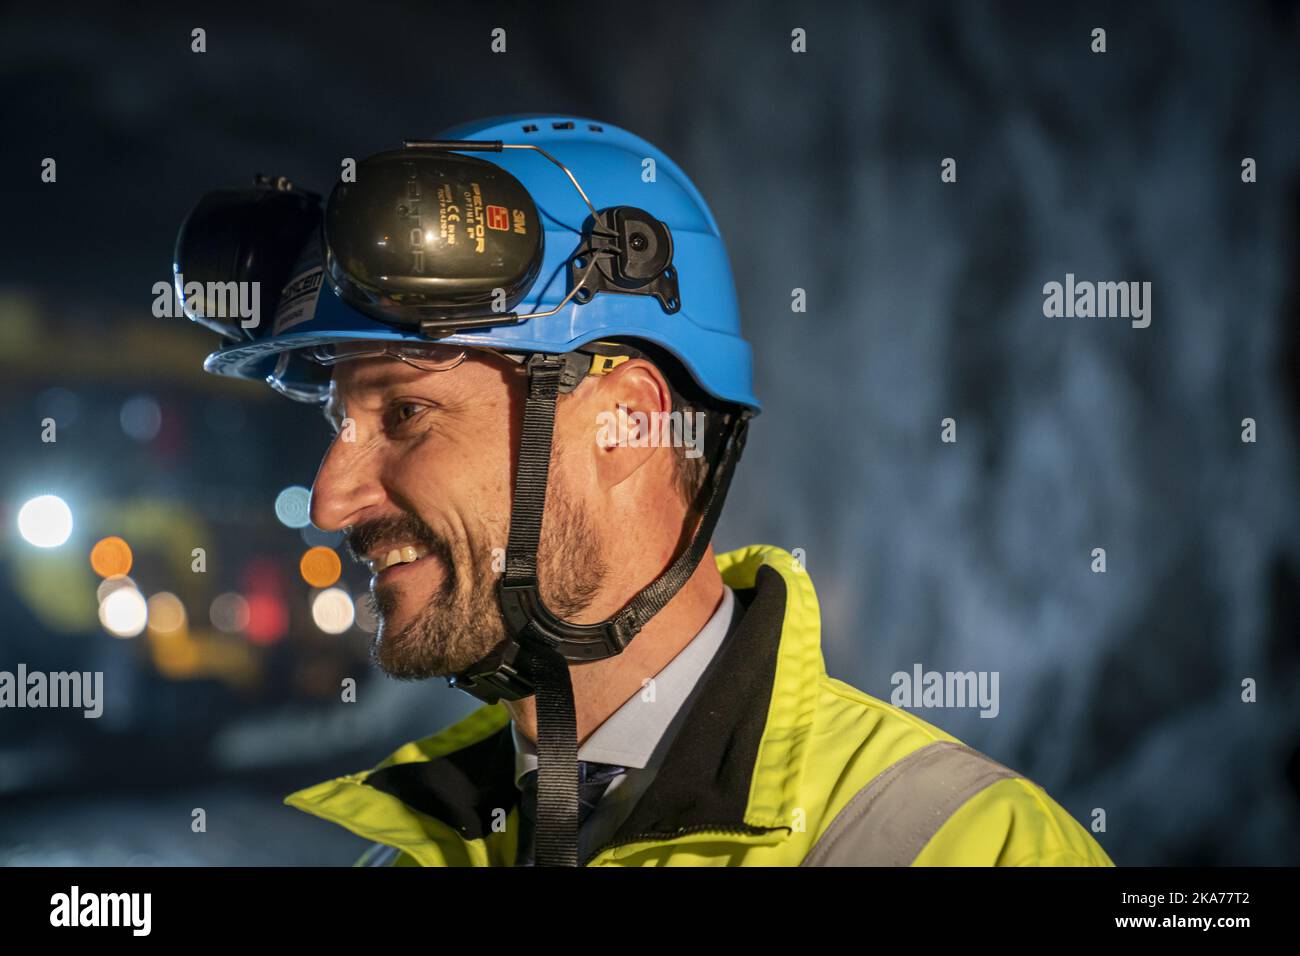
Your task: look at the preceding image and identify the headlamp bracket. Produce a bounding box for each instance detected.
[569,207,681,314]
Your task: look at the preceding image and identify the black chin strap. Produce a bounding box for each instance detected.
[505,356,582,868]
[530,647,580,866]
[453,353,750,866]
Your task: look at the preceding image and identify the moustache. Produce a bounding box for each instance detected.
[345,513,456,590]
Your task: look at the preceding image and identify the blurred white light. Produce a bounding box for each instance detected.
[100,587,148,638]
[120,394,163,442]
[17,495,73,548]
[274,486,312,529]
[209,592,250,633]
[97,574,137,603]
[311,587,355,635]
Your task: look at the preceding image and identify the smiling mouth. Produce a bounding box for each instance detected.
[365,545,432,575]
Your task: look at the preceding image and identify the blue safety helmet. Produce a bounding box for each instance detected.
[194,113,760,415]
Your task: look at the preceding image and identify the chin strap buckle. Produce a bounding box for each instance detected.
[445,639,535,703]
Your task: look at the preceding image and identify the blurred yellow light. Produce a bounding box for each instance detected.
[152,632,202,678]
[146,591,187,635]
[300,546,342,589]
[90,536,133,577]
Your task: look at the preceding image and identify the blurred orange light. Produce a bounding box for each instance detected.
[90,536,133,578]
[299,546,342,589]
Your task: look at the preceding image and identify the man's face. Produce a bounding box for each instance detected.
[308,349,607,680]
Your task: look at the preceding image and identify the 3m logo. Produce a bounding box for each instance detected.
[486,205,509,231]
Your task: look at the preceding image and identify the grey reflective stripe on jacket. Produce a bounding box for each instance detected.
[357,843,403,867]
[801,741,1019,867]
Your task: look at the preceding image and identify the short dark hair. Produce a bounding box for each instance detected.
[669,397,712,509]
[616,340,735,515]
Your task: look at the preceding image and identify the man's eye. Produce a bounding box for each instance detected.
[387,401,429,429]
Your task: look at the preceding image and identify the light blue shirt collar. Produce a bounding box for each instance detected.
[511,586,736,787]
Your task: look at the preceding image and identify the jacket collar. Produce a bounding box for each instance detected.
[283,544,825,864]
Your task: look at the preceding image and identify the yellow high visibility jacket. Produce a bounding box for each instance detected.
[285,544,1115,867]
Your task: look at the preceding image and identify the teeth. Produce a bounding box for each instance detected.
[367,544,430,574]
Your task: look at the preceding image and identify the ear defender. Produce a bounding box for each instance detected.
[322,149,545,328]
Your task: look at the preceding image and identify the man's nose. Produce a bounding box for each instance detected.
[310,435,384,532]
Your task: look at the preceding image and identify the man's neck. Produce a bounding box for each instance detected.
[504,545,726,746]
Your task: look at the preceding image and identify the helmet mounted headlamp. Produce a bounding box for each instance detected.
[172,174,321,341]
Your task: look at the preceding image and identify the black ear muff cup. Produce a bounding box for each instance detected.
[322,149,544,326]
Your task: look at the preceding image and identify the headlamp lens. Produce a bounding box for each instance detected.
[173,183,321,340]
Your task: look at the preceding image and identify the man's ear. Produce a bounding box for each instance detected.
[587,358,674,492]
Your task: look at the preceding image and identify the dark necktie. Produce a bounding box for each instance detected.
[514,760,627,867]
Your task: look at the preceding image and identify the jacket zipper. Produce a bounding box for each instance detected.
[584,822,775,865]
